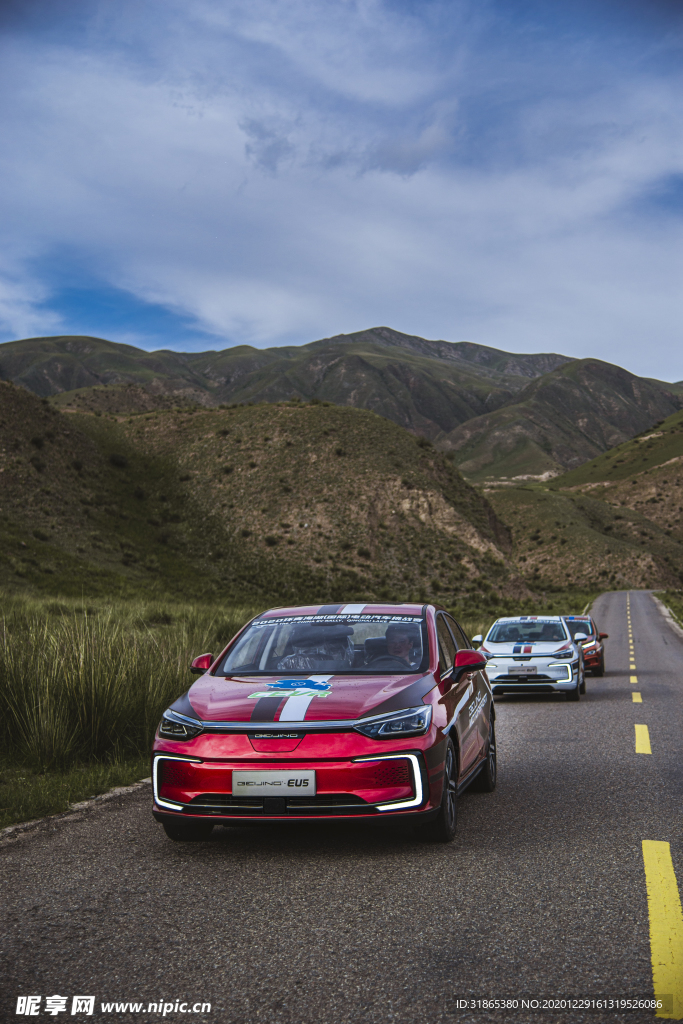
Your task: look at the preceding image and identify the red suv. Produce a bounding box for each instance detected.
[152,603,496,844]
[563,616,608,675]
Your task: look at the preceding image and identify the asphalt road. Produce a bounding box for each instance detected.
[2,590,682,1024]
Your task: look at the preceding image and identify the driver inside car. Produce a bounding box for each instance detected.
[276,624,355,672]
[384,623,421,668]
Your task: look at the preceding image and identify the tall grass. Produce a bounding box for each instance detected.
[0,601,258,770]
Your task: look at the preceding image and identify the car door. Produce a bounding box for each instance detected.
[447,615,490,767]
[436,613,479,774]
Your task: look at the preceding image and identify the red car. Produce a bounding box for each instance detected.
[562,615,608,676]
[152,603,495,844]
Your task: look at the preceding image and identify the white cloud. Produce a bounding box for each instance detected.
[0,0,682,378]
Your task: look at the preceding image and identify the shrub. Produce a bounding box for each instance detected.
[416,436,433,449]
[32,529,50,542]
[29,455,46,472]
[30,436,44,449]
[109,454,128,468]
[222,465,234,475]
[265,535,279,546]
[357,547,371,559]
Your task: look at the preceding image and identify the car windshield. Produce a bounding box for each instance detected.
[487,620,569,644]
[217,614,428,675]
[564,619,594,639]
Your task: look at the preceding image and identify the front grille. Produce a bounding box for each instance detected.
[492,684,556,693]
[186,793,372,817]
[498,674,554,681]
[159,760,193,786]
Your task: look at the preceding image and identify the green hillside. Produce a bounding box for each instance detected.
[546,407,683,548]
[487,485,683,591]
[0,381,526,608]
[446,359,683,481]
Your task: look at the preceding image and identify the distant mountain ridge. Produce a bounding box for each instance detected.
[1,327,680,479]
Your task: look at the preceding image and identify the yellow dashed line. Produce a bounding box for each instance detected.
[631,675,638,683]
[642,841,683,1019]
[632,692,643,703]
[636,724,652,754]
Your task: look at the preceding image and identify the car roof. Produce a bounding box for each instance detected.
[259,602,426,619]
[492,615,563,623]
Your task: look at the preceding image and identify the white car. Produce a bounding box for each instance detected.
[472,616,586,701]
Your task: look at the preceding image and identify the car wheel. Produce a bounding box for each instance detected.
[593,653,605,677]
[579,665,586,695]
[566,679,580,701]
[162,820,214,842]
[419,738,458,843]
[476,719,497,792]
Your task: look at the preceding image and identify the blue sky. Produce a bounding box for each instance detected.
[1,0,683,378]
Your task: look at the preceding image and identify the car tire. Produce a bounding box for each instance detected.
[593,654,605,677]
[162,820,214,842]
[566,678,580,701]
[419,738,458,843]
[475,719,497,792]
[579,665,586,695]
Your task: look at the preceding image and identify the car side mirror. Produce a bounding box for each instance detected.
[453,648,487,681]
[573,632,588,641]
[190,653,213,674]
[599,633,609,640]
[471,634,483,644]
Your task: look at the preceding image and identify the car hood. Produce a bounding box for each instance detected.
[483,642,572,657]
[173,672,438,725]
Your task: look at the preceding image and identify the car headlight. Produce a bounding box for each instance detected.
[158,713,203,741]
[582,641,597,650]
[551,649,573,658]
[354,705,432,739]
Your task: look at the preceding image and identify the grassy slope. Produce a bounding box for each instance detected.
[1,381,526,606]
[548,407,683,546]
[487,486,683,592]
[116,400,518,607]
[446,359,683,482]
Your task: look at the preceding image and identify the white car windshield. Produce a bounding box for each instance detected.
[217,614,427,675]
[487,620,569,644]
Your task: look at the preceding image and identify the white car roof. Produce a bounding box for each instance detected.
[491,616,563,624]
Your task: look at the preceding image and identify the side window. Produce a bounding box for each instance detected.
[445,615,469,650]
[436,614,457,673]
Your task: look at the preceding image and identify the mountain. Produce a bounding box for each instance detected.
[0,329,571,438]
[0,382,519,608]
[2,329,681,482]
[444,359,683,482]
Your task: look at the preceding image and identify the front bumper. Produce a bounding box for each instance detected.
[487,659,580,695]
[152,750,432,823]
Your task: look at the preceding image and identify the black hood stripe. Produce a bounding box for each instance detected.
[317,604,343,615]
[169,690,201,721]
[250,696,285,722]
[359,676,437,718]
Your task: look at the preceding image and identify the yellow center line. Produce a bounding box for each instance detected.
[633,692,643,703]
[635,724,652,754]
[642,841,683,1019]
[631,675,638,683]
